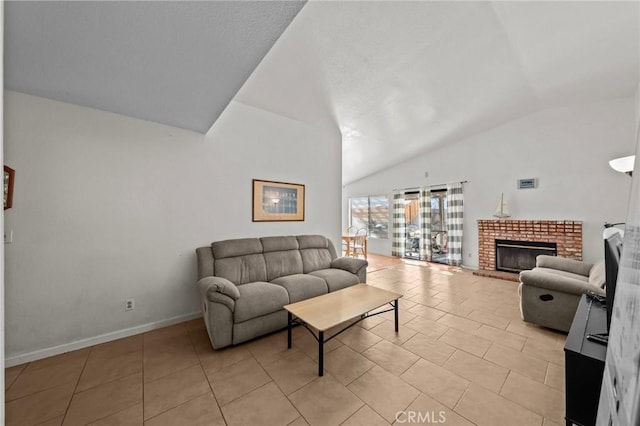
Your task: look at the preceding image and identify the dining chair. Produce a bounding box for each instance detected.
[352,228,368,259]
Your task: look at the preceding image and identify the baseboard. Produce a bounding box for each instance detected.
[5,311,202,367]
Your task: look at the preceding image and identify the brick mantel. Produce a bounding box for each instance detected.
[477,220,583,271]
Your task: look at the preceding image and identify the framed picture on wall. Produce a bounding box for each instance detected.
[4,166,15,210]
[252,179,305,222]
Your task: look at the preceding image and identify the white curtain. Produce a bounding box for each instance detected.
[446,183,464,266]
[391,191,406,257]
[419,187,432,261]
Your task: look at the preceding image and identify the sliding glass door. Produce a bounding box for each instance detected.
[430,190,448,264]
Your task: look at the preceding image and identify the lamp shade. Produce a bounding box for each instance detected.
[609,155,635,175]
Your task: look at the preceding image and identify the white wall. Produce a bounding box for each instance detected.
[3,91,342,362]
[344,98,636,268]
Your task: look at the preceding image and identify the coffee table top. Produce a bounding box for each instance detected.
[283,284,402,332]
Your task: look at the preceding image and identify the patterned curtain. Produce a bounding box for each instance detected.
[419,187,432,261]
[446,183,464,266]
[391,192,406,257]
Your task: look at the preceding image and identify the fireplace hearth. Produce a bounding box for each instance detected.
[495,239,557,273]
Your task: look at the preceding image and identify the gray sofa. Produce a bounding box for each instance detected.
[196,235,368,349]
[518,255,606,332]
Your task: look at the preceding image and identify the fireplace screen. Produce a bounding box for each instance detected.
[495,239,557,273]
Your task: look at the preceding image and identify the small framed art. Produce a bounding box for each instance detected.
[4,166,15,210]
[252,179,305,222]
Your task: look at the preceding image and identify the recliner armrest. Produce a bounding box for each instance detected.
[520,270,604,296]
[198,277,240,312]
[331,257,368,275]
[535,255,593,277]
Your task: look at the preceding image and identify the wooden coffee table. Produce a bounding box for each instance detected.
[284,284,402,376]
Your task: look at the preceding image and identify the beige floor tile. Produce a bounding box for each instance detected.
[407,304,446,321]
[221,382,299,426]
[289,375,363,425]
[379,308,417,325]
[207,356,271,406]
[6,356,85,401]
[400,359,469,409]
[473,324,526,351]
[293,329,342,362]
[36,415,65,426]
[438,328,491,357]
[323,345,375,385]
[6,382,75,426]
[263,348,318,395]
[87,403,142,426]
[403,317,449,339]
[362,340,419,376]
[408,293,445,308]
[183,318,206,333]
[442,350,508,393]
[398,392,474,426]
[194,339,253,374]
[545,362,565,391]
[500,372,565,423]
[336,326,383,353]
[24,348,90,373]
[341,405,390,426]
[144,392,224,426]
[246,331,292,366]
[88,335,143,361]
[484,343,548,383]
[143,334,200,383]
[434,301,474,317]
[493,304,523,320]
[348,366,419,423]
[466,310,510,329]
[437,313,482,334]
[358,315,387,330]
[77,350,142,392]
[5,364,27,390]
[506,320,564,344]
[63,373,142,426]
[543,418,563,426]
[522,337,565,366]
[368,321,417,345]
[288,416,310,426]
[401,333,455,366]
[143,365,209,420]
[455,383,542,426]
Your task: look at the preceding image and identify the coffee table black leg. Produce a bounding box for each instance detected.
[318,331,324,376]
[394,299,399,332]
[287,312,292,349]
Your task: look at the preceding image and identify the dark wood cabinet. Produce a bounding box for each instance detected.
[564,294,607,426]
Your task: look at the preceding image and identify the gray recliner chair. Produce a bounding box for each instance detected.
[518,255,606,332]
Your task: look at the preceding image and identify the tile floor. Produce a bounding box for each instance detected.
[5,255,567,425]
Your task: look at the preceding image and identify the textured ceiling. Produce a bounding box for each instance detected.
[236,1,640,184]
[4,1,306,133]
[5,1,639,184]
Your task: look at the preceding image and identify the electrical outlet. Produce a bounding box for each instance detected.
[125,299,135,311]
[4,230,13,244]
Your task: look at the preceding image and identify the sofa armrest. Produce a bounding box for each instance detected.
[331,257,368,275]
[198,277,240,311]
[535,255,593,277]
[520,270,605,296]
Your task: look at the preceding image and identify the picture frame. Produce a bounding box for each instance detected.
[252,179,305,222]
[4,166,15,210]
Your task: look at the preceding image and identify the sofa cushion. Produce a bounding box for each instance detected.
[234,282,289,323]
[310,269,360,292]
[532,267,588,282]
[264,251,304,281]
[588,261,606,288]
[271,274,328,303]
[215,255,267,285]
[297,235,329,249]
[261,236,299,252]
[301,249,333,273]
[212,238,263,259]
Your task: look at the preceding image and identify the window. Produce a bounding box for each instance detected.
[349,195,389,239]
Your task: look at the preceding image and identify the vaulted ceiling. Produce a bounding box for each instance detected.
[4,1,639,184]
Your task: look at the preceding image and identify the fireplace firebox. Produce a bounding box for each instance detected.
[495,239,557,273]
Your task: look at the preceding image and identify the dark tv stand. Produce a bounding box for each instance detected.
[564,294,607,426]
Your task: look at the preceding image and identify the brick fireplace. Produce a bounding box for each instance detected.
[477,220,583,272]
